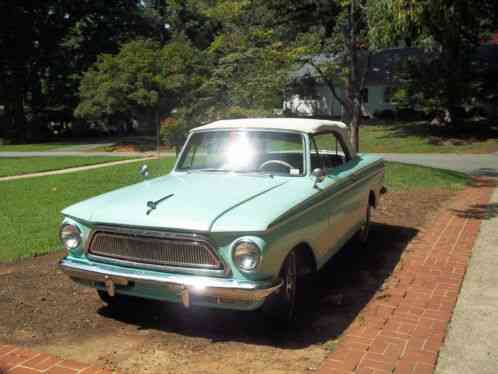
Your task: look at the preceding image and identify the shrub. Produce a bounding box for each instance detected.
[374,109,396,120]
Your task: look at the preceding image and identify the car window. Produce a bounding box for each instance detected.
[311,132,350,172]
[177,131,305,176]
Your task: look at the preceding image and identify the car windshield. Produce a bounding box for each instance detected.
[176,130,305,176]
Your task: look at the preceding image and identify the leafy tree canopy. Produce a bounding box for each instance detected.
[75,36,202,121]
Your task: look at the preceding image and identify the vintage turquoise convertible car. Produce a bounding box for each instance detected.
[59,118,384,321]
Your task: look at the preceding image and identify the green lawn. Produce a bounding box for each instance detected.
[0,143,77,152]
[0,158,174,262]
[385,162,468,191]
[0,156,137,177]
[360,121,498,154]
[0,159,468,262]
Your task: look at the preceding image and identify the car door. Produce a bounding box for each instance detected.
[311,131,362,258]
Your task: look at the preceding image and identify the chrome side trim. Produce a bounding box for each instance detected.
[59,259,281,306]
[267,165,384,231]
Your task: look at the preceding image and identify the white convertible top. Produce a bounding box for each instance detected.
[192,118,348,135]
[191,118,355,157]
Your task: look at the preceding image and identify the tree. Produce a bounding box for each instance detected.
[75,37,203,144]
[0,0,149,141]
[196,0,293,120]
[387,0,498,123]
[263,0,378,151]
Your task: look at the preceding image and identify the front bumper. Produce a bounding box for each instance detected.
[59,258,282,309]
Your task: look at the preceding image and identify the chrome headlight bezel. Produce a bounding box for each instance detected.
[232,239,261,272]
[60,223,82,250]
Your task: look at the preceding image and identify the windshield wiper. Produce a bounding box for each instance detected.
[187,168,273,177]
[192,168,230,173]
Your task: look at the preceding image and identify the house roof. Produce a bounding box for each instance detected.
[366,47,421,85]
[290,46,498,86]
[290,48,422,86]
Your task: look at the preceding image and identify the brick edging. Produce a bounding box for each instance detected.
[0,345,117,373]
[319,180,496,374]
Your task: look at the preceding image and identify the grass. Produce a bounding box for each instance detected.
[0,142,77,152]
[0,158,174,262]
[0,160,468,262]
[360,121,498,154]
[0,156,137,177]
[385,162,469,191]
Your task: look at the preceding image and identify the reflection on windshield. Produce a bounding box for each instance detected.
[177,130,305,176]
[223,132,255,170]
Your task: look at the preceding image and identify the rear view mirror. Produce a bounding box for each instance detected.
[312,168,325,188]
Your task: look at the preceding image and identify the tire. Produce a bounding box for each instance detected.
[357,203,372,245]
[263,250,298,324]
[97,290,133,308]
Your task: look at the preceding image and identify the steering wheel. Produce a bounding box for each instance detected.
[258,159,295,171]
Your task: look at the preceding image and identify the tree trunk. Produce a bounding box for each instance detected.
[12,87,27,143]
[155,108,161,159]
[350,97,361,153]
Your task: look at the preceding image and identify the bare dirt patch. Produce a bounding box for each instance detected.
[0,189,455,374]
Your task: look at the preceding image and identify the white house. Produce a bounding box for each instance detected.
[283,48,421,118]
[284,45,498,119]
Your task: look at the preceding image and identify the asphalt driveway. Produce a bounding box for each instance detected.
[374,153,498,176]
[2,151,497,176]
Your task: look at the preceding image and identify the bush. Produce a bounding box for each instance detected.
[374,109,395,120]
[396,108,427,121]
[160,117,186,154]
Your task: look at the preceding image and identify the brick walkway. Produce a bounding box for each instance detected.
[319,179,496,374]
[0,345,115,373]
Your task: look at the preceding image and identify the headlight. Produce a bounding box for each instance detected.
[233,240,261,271]
[60,223,82,250]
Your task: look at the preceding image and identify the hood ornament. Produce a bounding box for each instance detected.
[146,193,174,215]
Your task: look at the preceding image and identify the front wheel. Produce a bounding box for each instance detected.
[357,203,372,245]
[263,250,297,324]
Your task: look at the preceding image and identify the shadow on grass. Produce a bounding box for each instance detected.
[451,203,498,220]
[368,120,498,142]
[470,169,498,180]
[98,222,417,349]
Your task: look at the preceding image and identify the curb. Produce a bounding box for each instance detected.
[0,158,155,182]
[0,345,118,373]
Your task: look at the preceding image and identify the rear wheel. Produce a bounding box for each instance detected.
[263,250,298,324]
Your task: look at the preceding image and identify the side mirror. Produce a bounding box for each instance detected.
[139,164,149,179]
[312,168,325,188]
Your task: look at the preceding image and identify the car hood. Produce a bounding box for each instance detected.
[62,173,289,232]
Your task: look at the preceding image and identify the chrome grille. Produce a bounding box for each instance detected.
[88,230,222,269]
